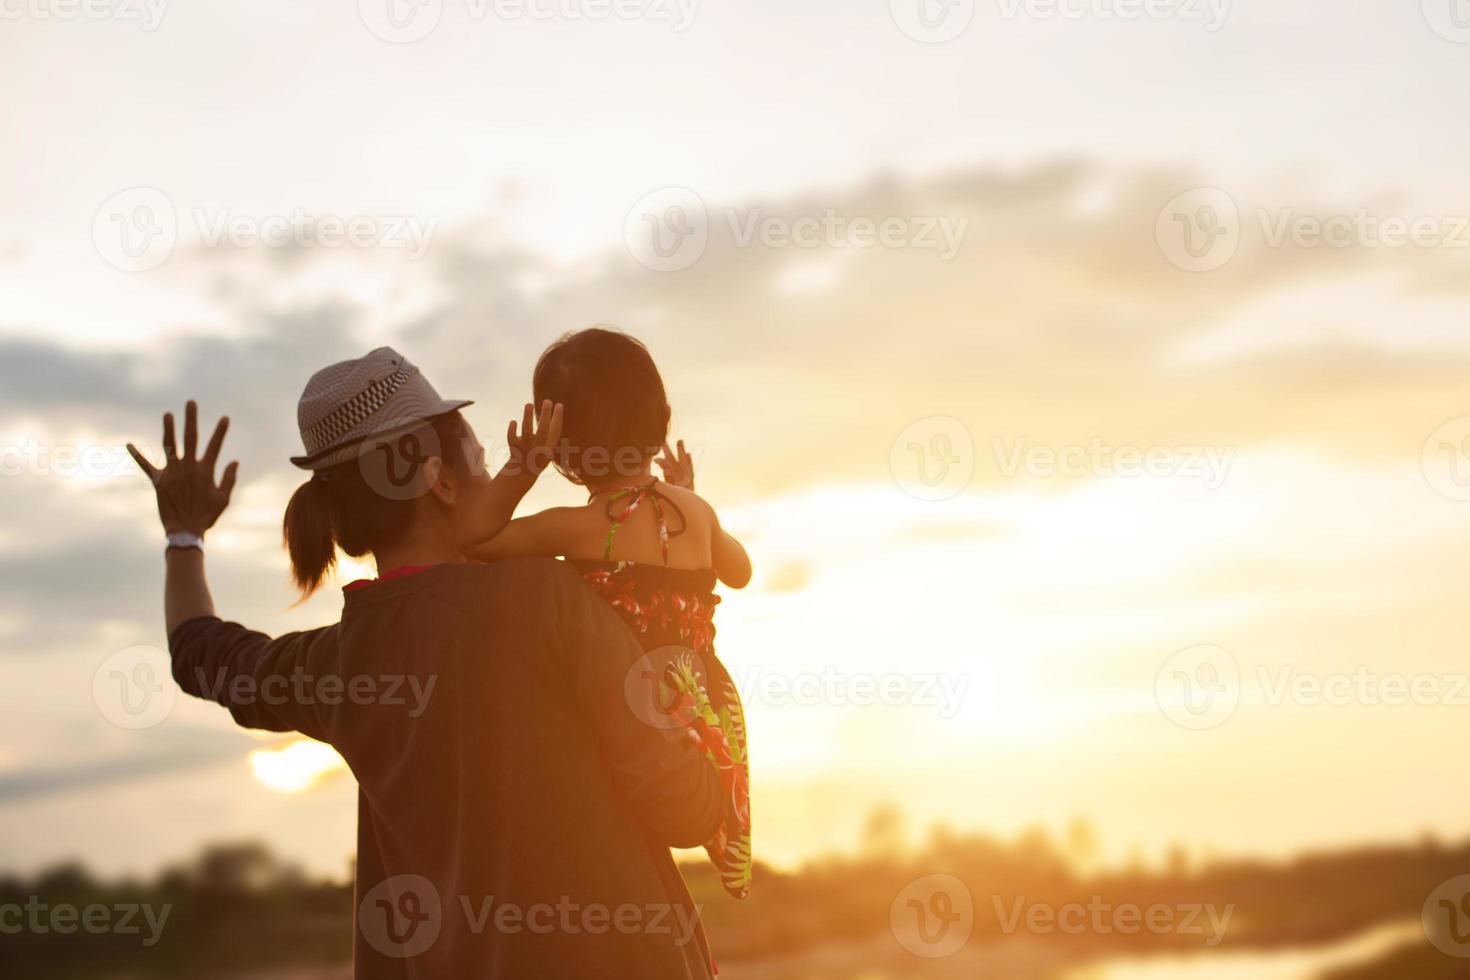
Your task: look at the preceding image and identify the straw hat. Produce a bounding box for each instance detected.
[290,347,472,470]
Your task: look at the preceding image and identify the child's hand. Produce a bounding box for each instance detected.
[507,400,564,478]
[656,439,694,490]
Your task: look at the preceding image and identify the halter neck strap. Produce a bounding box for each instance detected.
[593,480,686,564]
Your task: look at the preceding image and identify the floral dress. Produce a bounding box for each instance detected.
[574,481,752,901]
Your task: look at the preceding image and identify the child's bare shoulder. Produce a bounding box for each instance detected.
[659,483,718,527]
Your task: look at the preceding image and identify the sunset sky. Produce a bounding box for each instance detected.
[4,0,1470,880]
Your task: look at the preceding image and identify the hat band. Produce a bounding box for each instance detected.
[302,366,414,452]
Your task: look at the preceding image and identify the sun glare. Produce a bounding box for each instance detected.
[249,740,348,794]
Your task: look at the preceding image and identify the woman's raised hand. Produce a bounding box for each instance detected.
[127,401,240,536]
[656,439,694,490]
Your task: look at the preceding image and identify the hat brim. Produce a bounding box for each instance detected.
[289,399,475,470]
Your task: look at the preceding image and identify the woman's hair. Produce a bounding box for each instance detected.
[282,412,471,597]
[533,327,670,484]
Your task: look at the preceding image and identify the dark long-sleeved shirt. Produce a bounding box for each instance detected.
[169,559,722,979]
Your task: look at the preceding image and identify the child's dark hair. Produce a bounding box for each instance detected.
[533,327,670,485]
[282,412,472,597]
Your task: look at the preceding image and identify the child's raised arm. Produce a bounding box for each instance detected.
[458,400,562,549]
[712,514,752,589]
[464,507,582,563]
[658,438,752,589]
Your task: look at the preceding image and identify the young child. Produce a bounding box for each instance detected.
[461,327,754,900]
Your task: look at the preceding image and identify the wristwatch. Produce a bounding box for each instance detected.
[166,531,205,552]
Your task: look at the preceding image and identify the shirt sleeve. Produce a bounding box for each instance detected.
[168,616,333,741]
[553,575,724,850]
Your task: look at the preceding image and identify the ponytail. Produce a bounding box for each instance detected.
[281,411,473,599]
[283,474,338,597]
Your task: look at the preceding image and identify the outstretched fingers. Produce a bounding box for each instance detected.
[126,443,160,483]
[218,460,239,497]
[202,415,230,470]
[162,412,178,461]
[183,401,199,460]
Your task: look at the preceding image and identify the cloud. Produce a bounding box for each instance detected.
[5,156,1470,817]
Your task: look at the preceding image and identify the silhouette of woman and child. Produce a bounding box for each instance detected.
[128,326,753,978]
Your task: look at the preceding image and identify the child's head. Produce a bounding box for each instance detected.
[533,327,670,486]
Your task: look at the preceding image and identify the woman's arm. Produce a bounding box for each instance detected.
[127,402,239,634]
